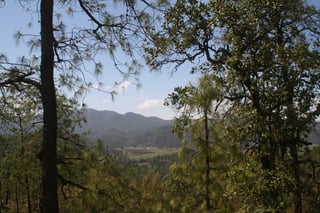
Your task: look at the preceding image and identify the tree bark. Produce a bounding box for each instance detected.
[15,184,19,213]
[290,144,302,213]
[25,176,32,213]
[204,110,212,211]
[40,0,59,212]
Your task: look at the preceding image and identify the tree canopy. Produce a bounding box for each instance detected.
[148,0,320,211]
[0,0,166,212]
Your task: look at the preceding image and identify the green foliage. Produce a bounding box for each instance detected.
[0,91,42,212]
[225,155,295,211]
[0,91,88,212]
[69,142,167,213]
[295,146,320,212]
[165,74,235,212]
[0,0,167,211]
[147,0,320,211]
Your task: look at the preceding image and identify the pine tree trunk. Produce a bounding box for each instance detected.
[290,144,302,213]
[15,184,19,213]
[40,0,59,212]
[204,110,211,210]
[25,176,32,213]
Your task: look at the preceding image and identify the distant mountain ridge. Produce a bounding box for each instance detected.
[79,109,320,147]
[79,109,180,147]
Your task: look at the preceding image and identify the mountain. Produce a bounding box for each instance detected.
[78,109,320,147]
[79,109,180,147]
[83,109,171,134]
[128,125,181,147]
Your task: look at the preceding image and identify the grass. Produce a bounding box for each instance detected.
[119,147,178,160]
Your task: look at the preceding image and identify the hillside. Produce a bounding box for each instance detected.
[79,109,180,147]
[78,109,320,147]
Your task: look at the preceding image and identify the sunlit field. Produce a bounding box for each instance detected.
[119,147,179,160]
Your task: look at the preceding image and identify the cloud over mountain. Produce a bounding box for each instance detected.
[137,99,163,110]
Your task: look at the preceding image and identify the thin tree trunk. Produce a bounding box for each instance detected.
[25,176,32,213]
[0,181,2,213]
[40,0,59,212]
[5,187,9,208]
[290,144,302,213]
[204,110,211,211]
[15,184,19,213]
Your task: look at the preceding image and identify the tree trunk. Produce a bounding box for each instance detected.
[40,0,59,212]
[15,184,19,213]
[25,176,32,213]
[204,110,212,211]
[290,144,302,213]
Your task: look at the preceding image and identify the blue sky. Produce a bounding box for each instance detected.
[1,0,319,120]
[0,1,199,120]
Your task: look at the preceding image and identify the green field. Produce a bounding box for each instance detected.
[120,147,179,160]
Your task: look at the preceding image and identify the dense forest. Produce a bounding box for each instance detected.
[0,0,320,212]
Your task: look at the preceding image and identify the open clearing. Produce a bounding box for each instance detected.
[120,147,179,160]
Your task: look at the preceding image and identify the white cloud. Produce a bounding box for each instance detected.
[114,80,131,93]
[87,83,111,92]
[137,99,163,110]
[87,81,131,94]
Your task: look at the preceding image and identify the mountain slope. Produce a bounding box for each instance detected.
[128,125,181,148]
[83,109,171,134]
[79,109,178,147]
[78,109,320,147]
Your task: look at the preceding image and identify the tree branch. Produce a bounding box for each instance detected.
[0,72,41,90]
[78,0,103,29]
[57,173,87,191]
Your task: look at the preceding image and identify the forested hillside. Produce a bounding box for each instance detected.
[80,109,320,147]
[79,109,180,147]
[82,109,172,136]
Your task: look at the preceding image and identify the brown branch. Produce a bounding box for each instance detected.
[78,0,103,29]
[0,73,41,90]
[97,189,125,210]
[57,173,87,191]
